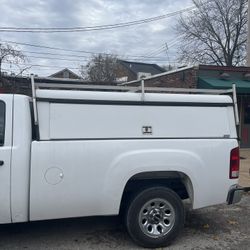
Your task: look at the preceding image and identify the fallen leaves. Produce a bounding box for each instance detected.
[228,220,238,225]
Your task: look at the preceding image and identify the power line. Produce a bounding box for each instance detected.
[1,40,171,59]
[22,50,167,60]
[27,55,89,63]
[25,53,171,63]
[0,6,195,33]
[144,44,166,57]
[145,46,167,57]
[2,61,83,70]
[1,40,95,54]
[149,47,167,57]
[149,42,176,57]
[22,50,90,59]
[143,35,184,57]
[1,40,177,61]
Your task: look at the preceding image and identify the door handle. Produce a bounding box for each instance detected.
[0,160,4,166]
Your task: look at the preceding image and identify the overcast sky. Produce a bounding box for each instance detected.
[0,0,192,76]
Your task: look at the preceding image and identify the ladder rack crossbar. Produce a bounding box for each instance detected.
[35,82,233,95]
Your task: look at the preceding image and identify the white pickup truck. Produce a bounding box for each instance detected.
[0,77,248,248]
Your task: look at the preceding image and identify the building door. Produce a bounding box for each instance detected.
[241,99,250,148]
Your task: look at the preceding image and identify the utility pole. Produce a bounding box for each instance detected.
[165,43,171,70]
[247,0,250,66]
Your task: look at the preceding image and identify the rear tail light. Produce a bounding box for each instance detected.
[229,147,240,179]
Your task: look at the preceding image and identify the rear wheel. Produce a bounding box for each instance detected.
[125,187,185,248]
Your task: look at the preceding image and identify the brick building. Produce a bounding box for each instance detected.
[0,75,102,96]
[122,65,197,88]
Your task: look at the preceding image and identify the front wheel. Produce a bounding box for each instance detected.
[125,187,185,248]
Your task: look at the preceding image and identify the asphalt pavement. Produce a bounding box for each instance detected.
[0,193,249,250]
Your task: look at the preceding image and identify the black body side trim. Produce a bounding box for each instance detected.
[0,101,6,146]
[29,102,40,141]
[34,124,40,141]
[36,98,233,107]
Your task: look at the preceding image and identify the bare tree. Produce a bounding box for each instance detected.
[0,43,26,76]
[83,54,121,83]
[176,0,247,66]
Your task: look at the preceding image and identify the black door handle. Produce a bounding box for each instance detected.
[0,160,4,166]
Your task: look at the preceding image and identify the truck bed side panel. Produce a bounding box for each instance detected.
[29,139,238,221]
[37,103,236,140]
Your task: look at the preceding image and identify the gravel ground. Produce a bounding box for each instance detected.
[0,193,249,250]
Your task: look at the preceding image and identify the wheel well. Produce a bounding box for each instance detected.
[119,171,193,214]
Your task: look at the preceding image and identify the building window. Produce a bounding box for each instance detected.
[63,71,70,78]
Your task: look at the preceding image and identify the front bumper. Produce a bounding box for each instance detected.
[227,185,250,205]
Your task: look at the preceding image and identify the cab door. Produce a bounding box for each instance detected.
[0,95,13,223]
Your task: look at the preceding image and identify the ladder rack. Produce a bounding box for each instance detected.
[30,75,240,139]
[34,80,233,95]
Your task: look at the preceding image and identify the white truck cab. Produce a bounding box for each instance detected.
[0,77,247,248]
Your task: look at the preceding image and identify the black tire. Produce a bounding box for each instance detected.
[125,186,185,248]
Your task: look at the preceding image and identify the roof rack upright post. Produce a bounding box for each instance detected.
[141,79,145,101]
[232,83,239,126]
[232,84,240,141]
[31,74,40,140]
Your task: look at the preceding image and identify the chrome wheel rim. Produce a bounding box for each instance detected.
[139,198,175,238]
